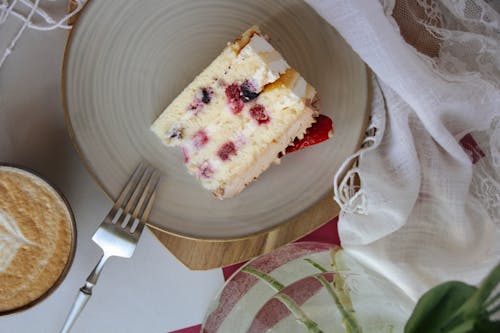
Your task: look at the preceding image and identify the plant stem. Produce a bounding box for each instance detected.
[305,257,363,331]
[304,258,328,273]
[441,263,500,332]
[241,266,324,333]
[241,267,284,291]
[275,293,324,333]
[315,274,363,333]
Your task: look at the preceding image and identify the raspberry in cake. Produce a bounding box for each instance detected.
[151,26,322,199]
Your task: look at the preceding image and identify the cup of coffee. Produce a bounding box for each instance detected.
[0,164,76,315]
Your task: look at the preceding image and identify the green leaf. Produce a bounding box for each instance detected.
[474,319,500,332]
[457,263,500,318]
[405,262,500,333]
[441,263,500,332]
[404,281,476,333]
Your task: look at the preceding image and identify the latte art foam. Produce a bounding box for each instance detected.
[0,209,37,272]
[0,166,74,314]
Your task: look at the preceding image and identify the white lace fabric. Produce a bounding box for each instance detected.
[307,0,500,301]
[470,118,500,226]
[0,0,84,68]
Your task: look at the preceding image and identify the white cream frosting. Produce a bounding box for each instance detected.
[241,34,274,53]
[291,75,307,99]
[235,34,289,90]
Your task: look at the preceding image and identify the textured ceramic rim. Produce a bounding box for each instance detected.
[61,0,369,242]
[0,163,77,317]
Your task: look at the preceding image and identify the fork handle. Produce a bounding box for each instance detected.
[60,254,111,333]
[60,288,91,333]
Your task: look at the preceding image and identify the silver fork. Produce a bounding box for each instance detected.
[60,162,161,333]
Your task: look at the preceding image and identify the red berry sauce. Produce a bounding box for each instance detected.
[285,115,333,154]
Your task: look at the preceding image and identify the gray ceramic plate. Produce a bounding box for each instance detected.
[63,0,368,239]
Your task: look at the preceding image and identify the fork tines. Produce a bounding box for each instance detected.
[108,162,161,234]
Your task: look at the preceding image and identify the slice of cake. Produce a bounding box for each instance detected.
[151,26,320,199]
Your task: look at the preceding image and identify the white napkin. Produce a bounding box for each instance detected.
[307,0,500,301]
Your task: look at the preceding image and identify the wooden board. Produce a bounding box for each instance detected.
[65,0,370,270]
[148,193,340,270]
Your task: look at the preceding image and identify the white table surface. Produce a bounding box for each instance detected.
[0,9,224,333]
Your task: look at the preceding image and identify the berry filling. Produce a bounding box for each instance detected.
[188,101,204,115]
[182,147,190,163]
[192,129,209,149]
[199,160,214,179]
[201,87,214,104]
[225,81,262,114]
[249,104,270,125]
[167,125,183,140]
[188,87,214,115]
[240,80,259,102]
[225,84,244,114]
[217,141,237,161]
